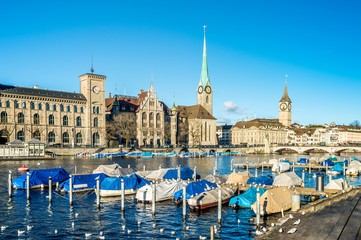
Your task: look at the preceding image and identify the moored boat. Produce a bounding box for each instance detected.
[187,186,237,210]
[99,174,150,197]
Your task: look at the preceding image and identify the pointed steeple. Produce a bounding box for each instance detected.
[171,94,177,111]
[150,75,154,92]
[199,26,210,89]
[280,75,291,102]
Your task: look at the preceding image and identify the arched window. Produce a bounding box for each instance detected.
[48,132,55,143]
[18,112,24,124]
[74,106,77,113]
[76,133,82,144]
[76,116,81,127]
[142,112,147,127]
[156,113,161,128]
[38,103,42,110]
[67,106,70,112]
[46,103,50,110]
[22,102,26,109]
[93,132,100,145]
[33,130,41,140]
[49,114,54,125]
[30,102,35,109]
[53,104,57,111]
[1,111,7,123]
[33,113,40,125]
[6,101,10,108]
[149,112,154,127]
[14,101,19,108]
[206,96,209,104]
[63,116,68,126]
[60,104,64,112]
[80,107,84,113]
[62,132,69,143]
[17,131,25,141]
[93,106,96,113]
[93,117,98,127]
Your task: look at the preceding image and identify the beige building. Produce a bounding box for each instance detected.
[231,118,287,146]
[0,71,106,146]
[279,80,292,127]
[339,127,361,145]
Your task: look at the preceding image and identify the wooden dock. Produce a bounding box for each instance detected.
[234,163,346,171]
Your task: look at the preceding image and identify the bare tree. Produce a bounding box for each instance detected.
[1,125,15,142]
[189,121,200,146]
[164,121,171,145]
[107,113,137,147]
[350,120,360,128]
[177,118,189,145]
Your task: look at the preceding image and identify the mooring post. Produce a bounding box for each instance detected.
[193,166,197,181]
[159,164,162,170]
[231,159,233,172]
[329,174,332,183]
[246,161,249,172]
[26,173,30,201]
[152,183,156,215]
[210,225,215,240]
[348,174,351,187]
[182,184,186,220]
[293,160,295,172]
[255,168,258,178]
[178,165,181,180]
[291,194,300,211]
[262,162,264,174]
[128,165,130,169]
[69,175,73,206]
[49,177,52,204]
[218,187,222,224]
[353,176,355,188]
[302,170,305,187]
[121,179,125,212]
[256,190,260,228]
[8,170,12,199]
[96,178,100,209]
[309,160,311,176]
[143,165,146,172]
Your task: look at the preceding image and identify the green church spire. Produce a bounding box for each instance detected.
[199,26,210,89]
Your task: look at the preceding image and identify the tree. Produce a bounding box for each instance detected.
[0,125,15,142]
[107,113,137,147]
[350,120,360,128]
[189,121,200,146]
[177,118,189,145]
[164,121,171,145]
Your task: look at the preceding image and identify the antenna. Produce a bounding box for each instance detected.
[90,52,94,73]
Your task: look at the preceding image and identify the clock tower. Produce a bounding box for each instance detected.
[279,77,292,127]
[196,26,213,115]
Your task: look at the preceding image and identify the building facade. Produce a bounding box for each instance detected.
[216,124,232,146]
[0,72,106,146]
[279,80,292,127]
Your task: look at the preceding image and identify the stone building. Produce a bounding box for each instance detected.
[279,79,292,127]
[0,71,106,146]
[216,124,232,146]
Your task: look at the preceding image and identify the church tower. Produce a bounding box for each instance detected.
[197,26,213,115]
[279,76,292,127]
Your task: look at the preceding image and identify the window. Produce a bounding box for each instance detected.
[93,132,100,145]
[33,113,40,125]
[67,106,70,112]
[6,101,10,108]
[18,112,24,124]
[93,106,96,114]
[1,111,7,123]
[63,116,68,126]
[60,104,64,112]
[74,106,77,113]
[38,103,42,110]
[0,100,2,107]
[62,132,69,143]
[22,102,26,109]
[48,132,55,143]
[149,112,154,127]
[17,131,25,141]
[49,114,54,125]
[33,130,41,140]
[76,133,82,144]
[142,112,147,127]
[96,107,99,114]
[76,116,81,127]
[53,104,57,111]
[93,117,98,127]
[80,107,83,113]
[14,101,19,108]
[46,103,50,111]
[156,113,161,128]
[30,102,35,109]
[206,96,209,104]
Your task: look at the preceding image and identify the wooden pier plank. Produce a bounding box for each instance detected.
[338,194,361,240]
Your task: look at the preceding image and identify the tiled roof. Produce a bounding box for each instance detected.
[0,84,86,100]
[293,128,317,136]
[105,95,139,112]
[176,104,216,120]
[233,118,284,129]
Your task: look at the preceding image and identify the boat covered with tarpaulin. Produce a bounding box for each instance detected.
[163,167,200,180]
[272,162,290,173]
[174,180,217,200]
[226,171,253,185]
[135,180,184,202]
[325,178,344,190]
[321,159,334,166]
[251,187,293,215]
[327,164,344,175]
[229,187,267,208]
[12,168,69,189]
[59,173,107,192]
[93,164,135,177]
[187,186,237,210]
[204,174,229,184]
[247,176,274,186]
[273,172,302,187]
[99,173,150,197]
[297,158,309,164]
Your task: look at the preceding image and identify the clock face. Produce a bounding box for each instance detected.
[93,86,100,94]
[205,86,212,94]
[288,103,292,111]
[280,103,287,111]
[198,86,203,94]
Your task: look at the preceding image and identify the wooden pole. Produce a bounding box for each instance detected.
[159,164,161,170]
[256,190,260,228]
[178,166,181,180]
[193,166,197,181]
[262,162,264,174]
[69,175,73,206]
[210,225,215,240]
[121,179,125,212]
[96,178,100,209]
[231,159,233,172]
[143,165,146,171]
[49,177,52,204]
[218,187,222,224]
[302,170,305,187]
[182,185,186,220]
[8,170,12,199]
[293,160,295,172]
[152,183,156,215]
[26,173,30,201]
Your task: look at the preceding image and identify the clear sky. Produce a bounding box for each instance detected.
[1,1,361,126]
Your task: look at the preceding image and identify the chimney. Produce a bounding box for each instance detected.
[33,85,39,89]
[140,89,144,93]
[109,93,111,98]
[245,116,248,121]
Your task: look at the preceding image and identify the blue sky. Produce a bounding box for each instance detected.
[1,1,361,126]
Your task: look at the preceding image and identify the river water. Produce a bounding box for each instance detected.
[0,154,360,239]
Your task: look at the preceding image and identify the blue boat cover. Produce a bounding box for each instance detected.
[297,158,309,164]
[174,180,217,200]
[229,187,267,207]
[163,167,200,180]
[59,173,107,192]
[330,164,344,173]
[247,176,274,186]
[334,161,347,167]
[12,168,69,189]
[100,173,150,190]
[321,159,334,166]
[281,160,292,165]
[351,157,359,161]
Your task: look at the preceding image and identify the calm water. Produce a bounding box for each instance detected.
[0,154,360,239]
